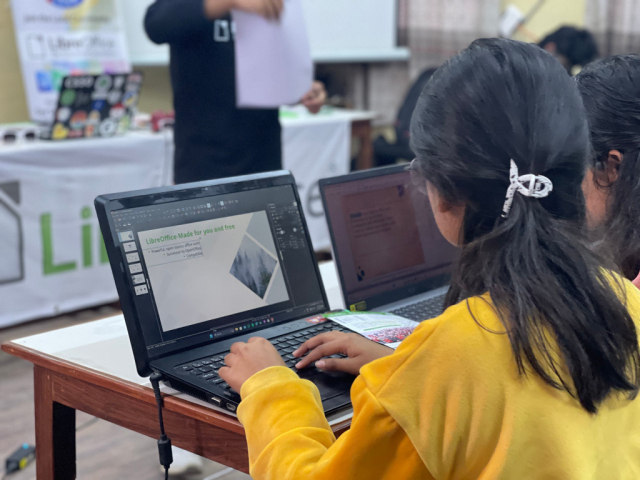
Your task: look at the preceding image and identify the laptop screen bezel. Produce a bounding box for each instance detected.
[95,171,330,376]
[319,164,454,312]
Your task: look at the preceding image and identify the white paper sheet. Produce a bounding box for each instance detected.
[233,0,313,108]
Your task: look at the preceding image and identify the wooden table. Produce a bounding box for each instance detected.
[2,263,351,479]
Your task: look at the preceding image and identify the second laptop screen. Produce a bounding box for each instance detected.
[323,170,458,307]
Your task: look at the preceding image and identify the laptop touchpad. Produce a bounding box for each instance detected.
[302,369,355,400]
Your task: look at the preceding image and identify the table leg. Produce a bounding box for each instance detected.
[352,120,374,171]
[34,366,76,480]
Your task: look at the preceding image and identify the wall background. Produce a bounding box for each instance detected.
[510,0,586,42]
[0,0,587,125]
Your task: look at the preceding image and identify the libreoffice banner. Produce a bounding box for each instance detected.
[10,0,131,123]
[0,133,172,328]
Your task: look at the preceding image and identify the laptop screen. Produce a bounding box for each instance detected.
[322,167,458,311]
[109,184,326,357]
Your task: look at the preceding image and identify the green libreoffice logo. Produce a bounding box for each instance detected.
[40,206,109,275]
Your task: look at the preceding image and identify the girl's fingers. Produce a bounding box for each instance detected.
[293,332,343,357]
[315,357,361,376]
[294,340,344,369]
[223,352,238,366]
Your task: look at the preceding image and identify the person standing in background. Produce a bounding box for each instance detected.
[538,26,598,75]
[145,0,326,184]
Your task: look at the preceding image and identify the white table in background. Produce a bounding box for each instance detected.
[280,106,377,250]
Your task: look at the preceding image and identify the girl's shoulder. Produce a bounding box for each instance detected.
[360,294,511,395]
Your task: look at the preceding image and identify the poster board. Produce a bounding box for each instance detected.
[10,0,131,124]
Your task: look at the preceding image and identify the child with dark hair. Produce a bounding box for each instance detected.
[219,39,640,479]
[576,55,640,287]
[539,26,599,73]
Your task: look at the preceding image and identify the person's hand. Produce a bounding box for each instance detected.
[293,331,392,376]
[301,81,327,114]
[219,337,286,393]
[232,0,283,20]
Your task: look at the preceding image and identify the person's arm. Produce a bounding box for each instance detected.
[144,0,219,44]
[144,0,284,45]
[300,81,327,114]
[237,368,431,479]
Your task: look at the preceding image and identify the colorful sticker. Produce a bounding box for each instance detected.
[51,123,69,140]
[91,90,108,101]
[60,89,76,107]
[113,76,126,89]
[109,104,126,119]
[304,315,327,324]
[84,124,96,137]
[64,76,94,90]
[122,91,139,108]
[68,129,83,139]
[349,301,367,312]
[99,118,117,137]
[75,91,91,106]
[69,111,87,130]
[127,73,143,84]
[91,99,106,111]
[107,90,122,105]
[95,75,113,92]
[56,107,71,122]
[117,116,130,134]
[88,110,101,124]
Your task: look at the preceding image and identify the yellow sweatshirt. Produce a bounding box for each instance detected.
[238,282,640,479]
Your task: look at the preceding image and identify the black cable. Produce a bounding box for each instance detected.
[150,372,173,479]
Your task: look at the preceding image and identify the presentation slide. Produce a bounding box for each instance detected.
[341,184,425,282]
[138,211,289,332]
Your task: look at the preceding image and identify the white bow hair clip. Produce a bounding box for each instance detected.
[501,159,553,218]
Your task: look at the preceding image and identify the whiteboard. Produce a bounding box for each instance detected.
[117,0,408,65]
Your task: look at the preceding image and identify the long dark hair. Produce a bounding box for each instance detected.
[576,55,640,280]
[410,38,640,413]
[538,26,599,71]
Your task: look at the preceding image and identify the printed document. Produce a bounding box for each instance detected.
[233,0,313,108]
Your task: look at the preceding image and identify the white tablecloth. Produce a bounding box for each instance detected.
[0,131,173,328]
[281,106,373,251]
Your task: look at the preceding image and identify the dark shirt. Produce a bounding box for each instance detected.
[145,0,281,184]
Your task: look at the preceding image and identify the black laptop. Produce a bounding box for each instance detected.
[48,72,143,140]
[319,164,459,320]
[95,171,354,414]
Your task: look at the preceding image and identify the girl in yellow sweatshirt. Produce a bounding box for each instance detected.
[219,39,640,479]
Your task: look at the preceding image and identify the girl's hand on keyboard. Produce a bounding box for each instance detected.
[219,337,286,393]
[293,332,393,375]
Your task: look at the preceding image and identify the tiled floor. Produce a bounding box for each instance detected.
[0,306,251,480]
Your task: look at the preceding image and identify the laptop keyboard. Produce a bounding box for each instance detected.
[390,293,446,321]
[177,321,349,397]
